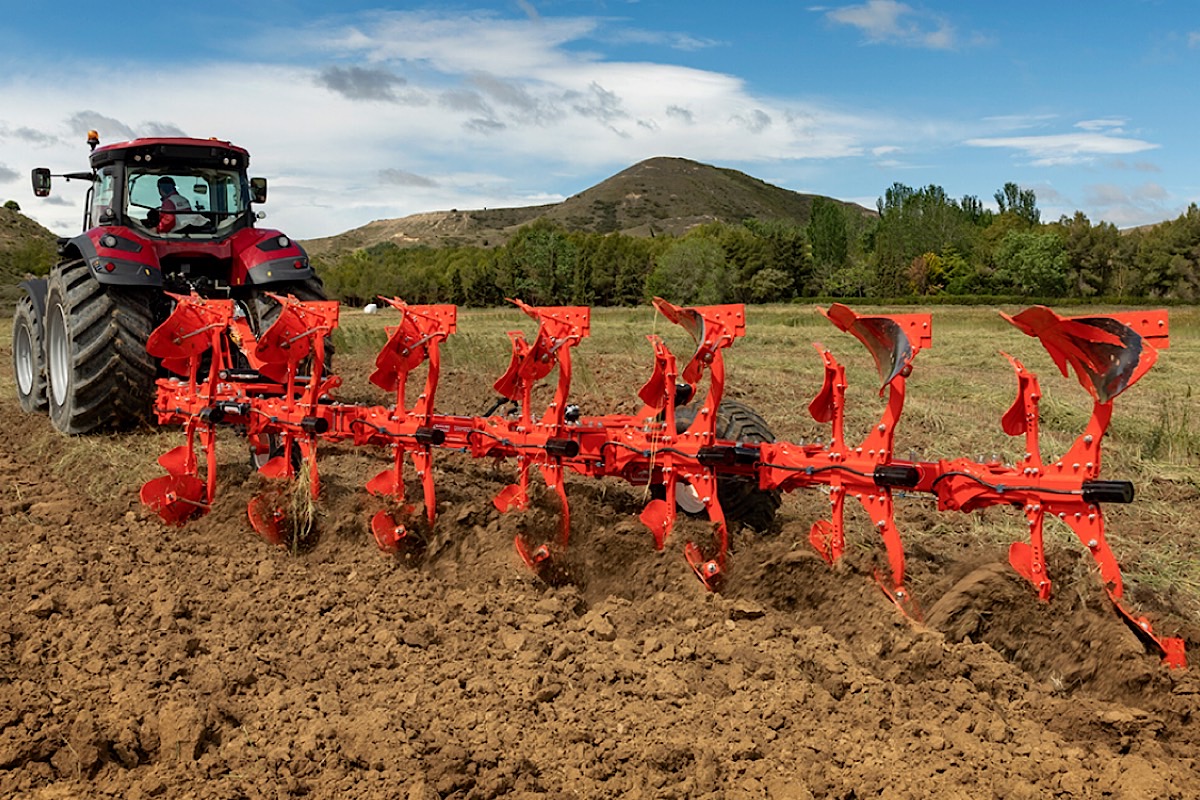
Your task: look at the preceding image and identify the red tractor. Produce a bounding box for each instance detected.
[12,131,327,433]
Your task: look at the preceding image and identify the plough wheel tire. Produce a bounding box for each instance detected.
[249,434,304,474]
[673,399,782,532]
[44,259,156,434]
[13,293,48,413]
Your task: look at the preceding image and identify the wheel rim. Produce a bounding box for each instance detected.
[676,481,706,514]
[14,320,34,396]
[48,302,70,407]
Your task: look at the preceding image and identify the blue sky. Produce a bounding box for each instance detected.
[2,1,1197,239]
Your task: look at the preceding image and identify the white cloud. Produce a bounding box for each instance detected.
[980,114,1058,131]
[822,0,959,50]
[298,11,601,78]
[1079,182,1173,228]
[602,26,722,53]
[1,7,1175,237]
[965,131,1158,166]
[1108,159,1162,173]
[379,169,438,188]
[1075,118,1126,133]
[4,11,905,238]
[315,65,408,102]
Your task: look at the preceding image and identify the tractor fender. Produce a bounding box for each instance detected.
[61,234,164,288]
[244,252,315,285]
[18,278,48,328]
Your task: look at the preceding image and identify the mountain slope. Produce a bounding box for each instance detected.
[303,157,874,258]
[540,157,860,236]
[0,205,58,307]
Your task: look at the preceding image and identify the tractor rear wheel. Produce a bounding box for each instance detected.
[247,276,335,368]
[13,294,48,413]
[44,259,157,434]
[248,277,331,340]
[673,399,782,532]
[244,277,333,471]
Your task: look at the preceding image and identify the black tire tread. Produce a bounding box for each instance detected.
[675,398,782,532]
[247,277,334,365]
[13,294,48,413]
[46,259,156,433]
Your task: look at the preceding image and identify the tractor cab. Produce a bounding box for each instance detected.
[34,133,268,241]
[90,136,265,240]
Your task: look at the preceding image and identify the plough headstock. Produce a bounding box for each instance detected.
[139,296,1187,669]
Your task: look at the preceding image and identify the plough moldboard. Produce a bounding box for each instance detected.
[138,292,1187,668]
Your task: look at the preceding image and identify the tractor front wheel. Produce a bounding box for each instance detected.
[13,293,48,413]
[44,260,157,434]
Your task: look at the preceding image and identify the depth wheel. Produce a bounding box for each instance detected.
[45,260,156,434]
[672,399,782,532]
[13,293,48,413]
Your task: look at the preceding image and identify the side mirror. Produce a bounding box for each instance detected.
[32,168,51,197]
[250,177,267,204]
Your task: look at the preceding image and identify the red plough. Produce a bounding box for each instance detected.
[140,295,1186,667]
[360,299,457,555]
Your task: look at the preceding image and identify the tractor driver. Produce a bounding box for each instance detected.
[151,176,208,234]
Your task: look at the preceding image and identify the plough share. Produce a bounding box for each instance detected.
[139,293,1186,668]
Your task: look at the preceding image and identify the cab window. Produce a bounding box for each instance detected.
[91,167,117,226]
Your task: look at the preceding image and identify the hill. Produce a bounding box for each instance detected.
[0,204,57,307]
[303,157,874,258]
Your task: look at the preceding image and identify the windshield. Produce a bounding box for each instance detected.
[126,167,250,237]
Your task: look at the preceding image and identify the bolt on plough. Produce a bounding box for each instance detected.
[139,293,1186,668]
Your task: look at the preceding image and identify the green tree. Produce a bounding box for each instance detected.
[872,183,979,296]
[994,182,1040,226]
[742,218,809,295]
[907,252,946,295]
[748,268,793,303]
[820,259,873,297]
[503,219,578,304]
[7,237,55,277]
[645,236,729,305]
[808,198,848,275]
[959,195,992,226]
[991,231,1068,296]
[1126,204,1200,299]
[1050,212,1119,297]
[940,246,986,295]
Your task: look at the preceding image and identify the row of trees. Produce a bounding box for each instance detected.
[316,184,1200,307]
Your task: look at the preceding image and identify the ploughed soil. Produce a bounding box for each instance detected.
[3,340,1200,800]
